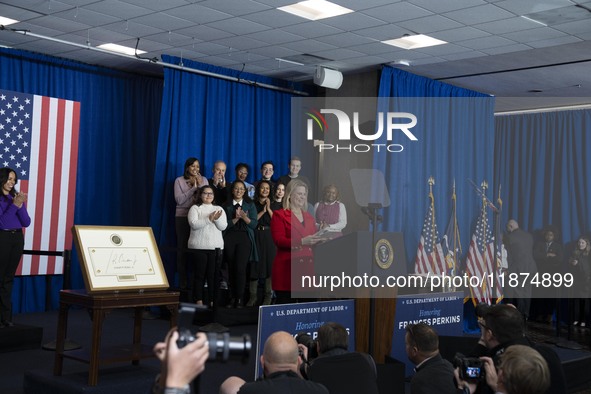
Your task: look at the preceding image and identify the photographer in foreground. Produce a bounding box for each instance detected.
[469,303,565,394]
[220,330,328,394]
[456,345,550,394]
[152,328,209,394]
[299,322,379,394]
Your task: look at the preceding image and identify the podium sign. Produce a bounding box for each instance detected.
[390,292,464,376]
[304,231,407,298]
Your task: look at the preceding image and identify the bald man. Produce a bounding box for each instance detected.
[220,331,328,394]
[503,219,538,320]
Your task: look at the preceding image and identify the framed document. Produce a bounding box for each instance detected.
[73,225,169,293]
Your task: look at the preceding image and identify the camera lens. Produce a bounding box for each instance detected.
[207,332,251,363]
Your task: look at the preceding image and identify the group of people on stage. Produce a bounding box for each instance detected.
[502,220,591,327]
[173,157,348,308]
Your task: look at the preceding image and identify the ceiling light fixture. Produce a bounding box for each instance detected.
[275,57,305,66]
[0,16,19,26]
[382,34,447,50]
[97,43,146,56]
[278,0,353,21]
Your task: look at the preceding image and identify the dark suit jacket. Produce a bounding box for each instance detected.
[238,370,328,394]
[410,354,460,394]
[504,228,537,275]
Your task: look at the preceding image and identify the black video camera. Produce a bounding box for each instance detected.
[454,353,485,381]
[176,303,251,363]
[295,332,318,361]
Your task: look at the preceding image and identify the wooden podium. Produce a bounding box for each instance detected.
[53,289,179,386]
[313,231,407,362]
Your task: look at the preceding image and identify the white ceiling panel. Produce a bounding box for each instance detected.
[408,0,486,14]
[444,4,515,25]
[244,29,305,46]
[163,4,233,25]
[83,0,153,20]
[204,17,269,36]
[197,0,271,16]
[434,26,490,42]
[130,13,194,31]
[476,17,540,35]
[282,22,344,39]
[396,15,464,34]
[360,2,433,22]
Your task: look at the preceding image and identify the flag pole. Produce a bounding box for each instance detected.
[428,176,436,273]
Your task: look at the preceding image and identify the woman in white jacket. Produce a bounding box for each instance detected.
[188,185,227,307]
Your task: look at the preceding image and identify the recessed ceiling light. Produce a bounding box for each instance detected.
[382,34,447,50]
[278,0,353,21]
[0,16,19,26]
[97,43,146,56]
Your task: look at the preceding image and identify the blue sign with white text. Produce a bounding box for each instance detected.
[255,299,355,378]
[390,292,464,377]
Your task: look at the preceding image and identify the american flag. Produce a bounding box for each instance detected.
[0,89,80,275]
[441,187,462,276]
[414,191,446,275]
[465,200,497,304]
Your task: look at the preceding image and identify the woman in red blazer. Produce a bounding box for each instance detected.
[271,179,321,304]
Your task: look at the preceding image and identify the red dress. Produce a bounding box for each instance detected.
[271,208,317,292]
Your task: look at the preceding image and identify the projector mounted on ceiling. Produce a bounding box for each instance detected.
[314,66,343,90]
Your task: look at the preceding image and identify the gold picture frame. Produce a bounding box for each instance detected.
[72,225,169,293]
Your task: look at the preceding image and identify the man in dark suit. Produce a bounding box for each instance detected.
[220,331,328,394]
[532,227,564,322]
[503,219,538,320]
[404,323,461,394]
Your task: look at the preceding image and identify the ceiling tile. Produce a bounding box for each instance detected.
[189,41,233,56]
[142,31,196,47]
[444,4,515,24]
[175,25,234,41]
[314,32,375,47]
[481,43,532,55]
[243,29,303,45]
[205,17,269,36]
[312,47,367,61]
[502,27,567,43]
[0,3,44,21]
[212,35,268,51]
[361,2,433,22]
[553,19,591,36]
[353,25,409,41]
[319,12,387,31]
[527,35,581,49]
[239,9,301,28]
[434,26,490,42]
[102,20,163,37]
[407,0,486,13]
[28,15,92,32]
[196,0,271,16]
[247,45,301,58]
[493,0,573,15]
[336,0,404,10]
[83,0,154,20]
[117,0,189,12]
[282,22,344,39]
[162,4,233,24]
[348,42,405,56]
[441,51,487,61]
[476,17,540,35]
[281,39,337,54]
[397,15,464,34]
[460,35,517,49]
[130,13,195,31]
[51,7,120,27]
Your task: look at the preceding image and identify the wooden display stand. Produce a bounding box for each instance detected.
[53,289,179,386]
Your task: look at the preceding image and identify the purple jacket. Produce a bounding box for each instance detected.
[0,194,31,230]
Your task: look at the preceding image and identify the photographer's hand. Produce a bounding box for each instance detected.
[158,329,209,389]
[454,367,476,394]
[480,356,498,392]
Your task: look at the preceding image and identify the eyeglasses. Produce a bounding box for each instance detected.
[478,320,491,331]
[202,192,214,196]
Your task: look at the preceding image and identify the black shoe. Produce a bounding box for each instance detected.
[236,299,244,309]
[226,298,235,308]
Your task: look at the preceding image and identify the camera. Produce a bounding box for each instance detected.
[295,332,318,361]
[176,303,251,363]
[454,353,485,381]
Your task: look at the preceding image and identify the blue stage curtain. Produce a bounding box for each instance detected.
[149,55,297,283]
[494,109,591,244]
[375,67,495,333]
[374,67,495,270]
[0,48,163,313]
